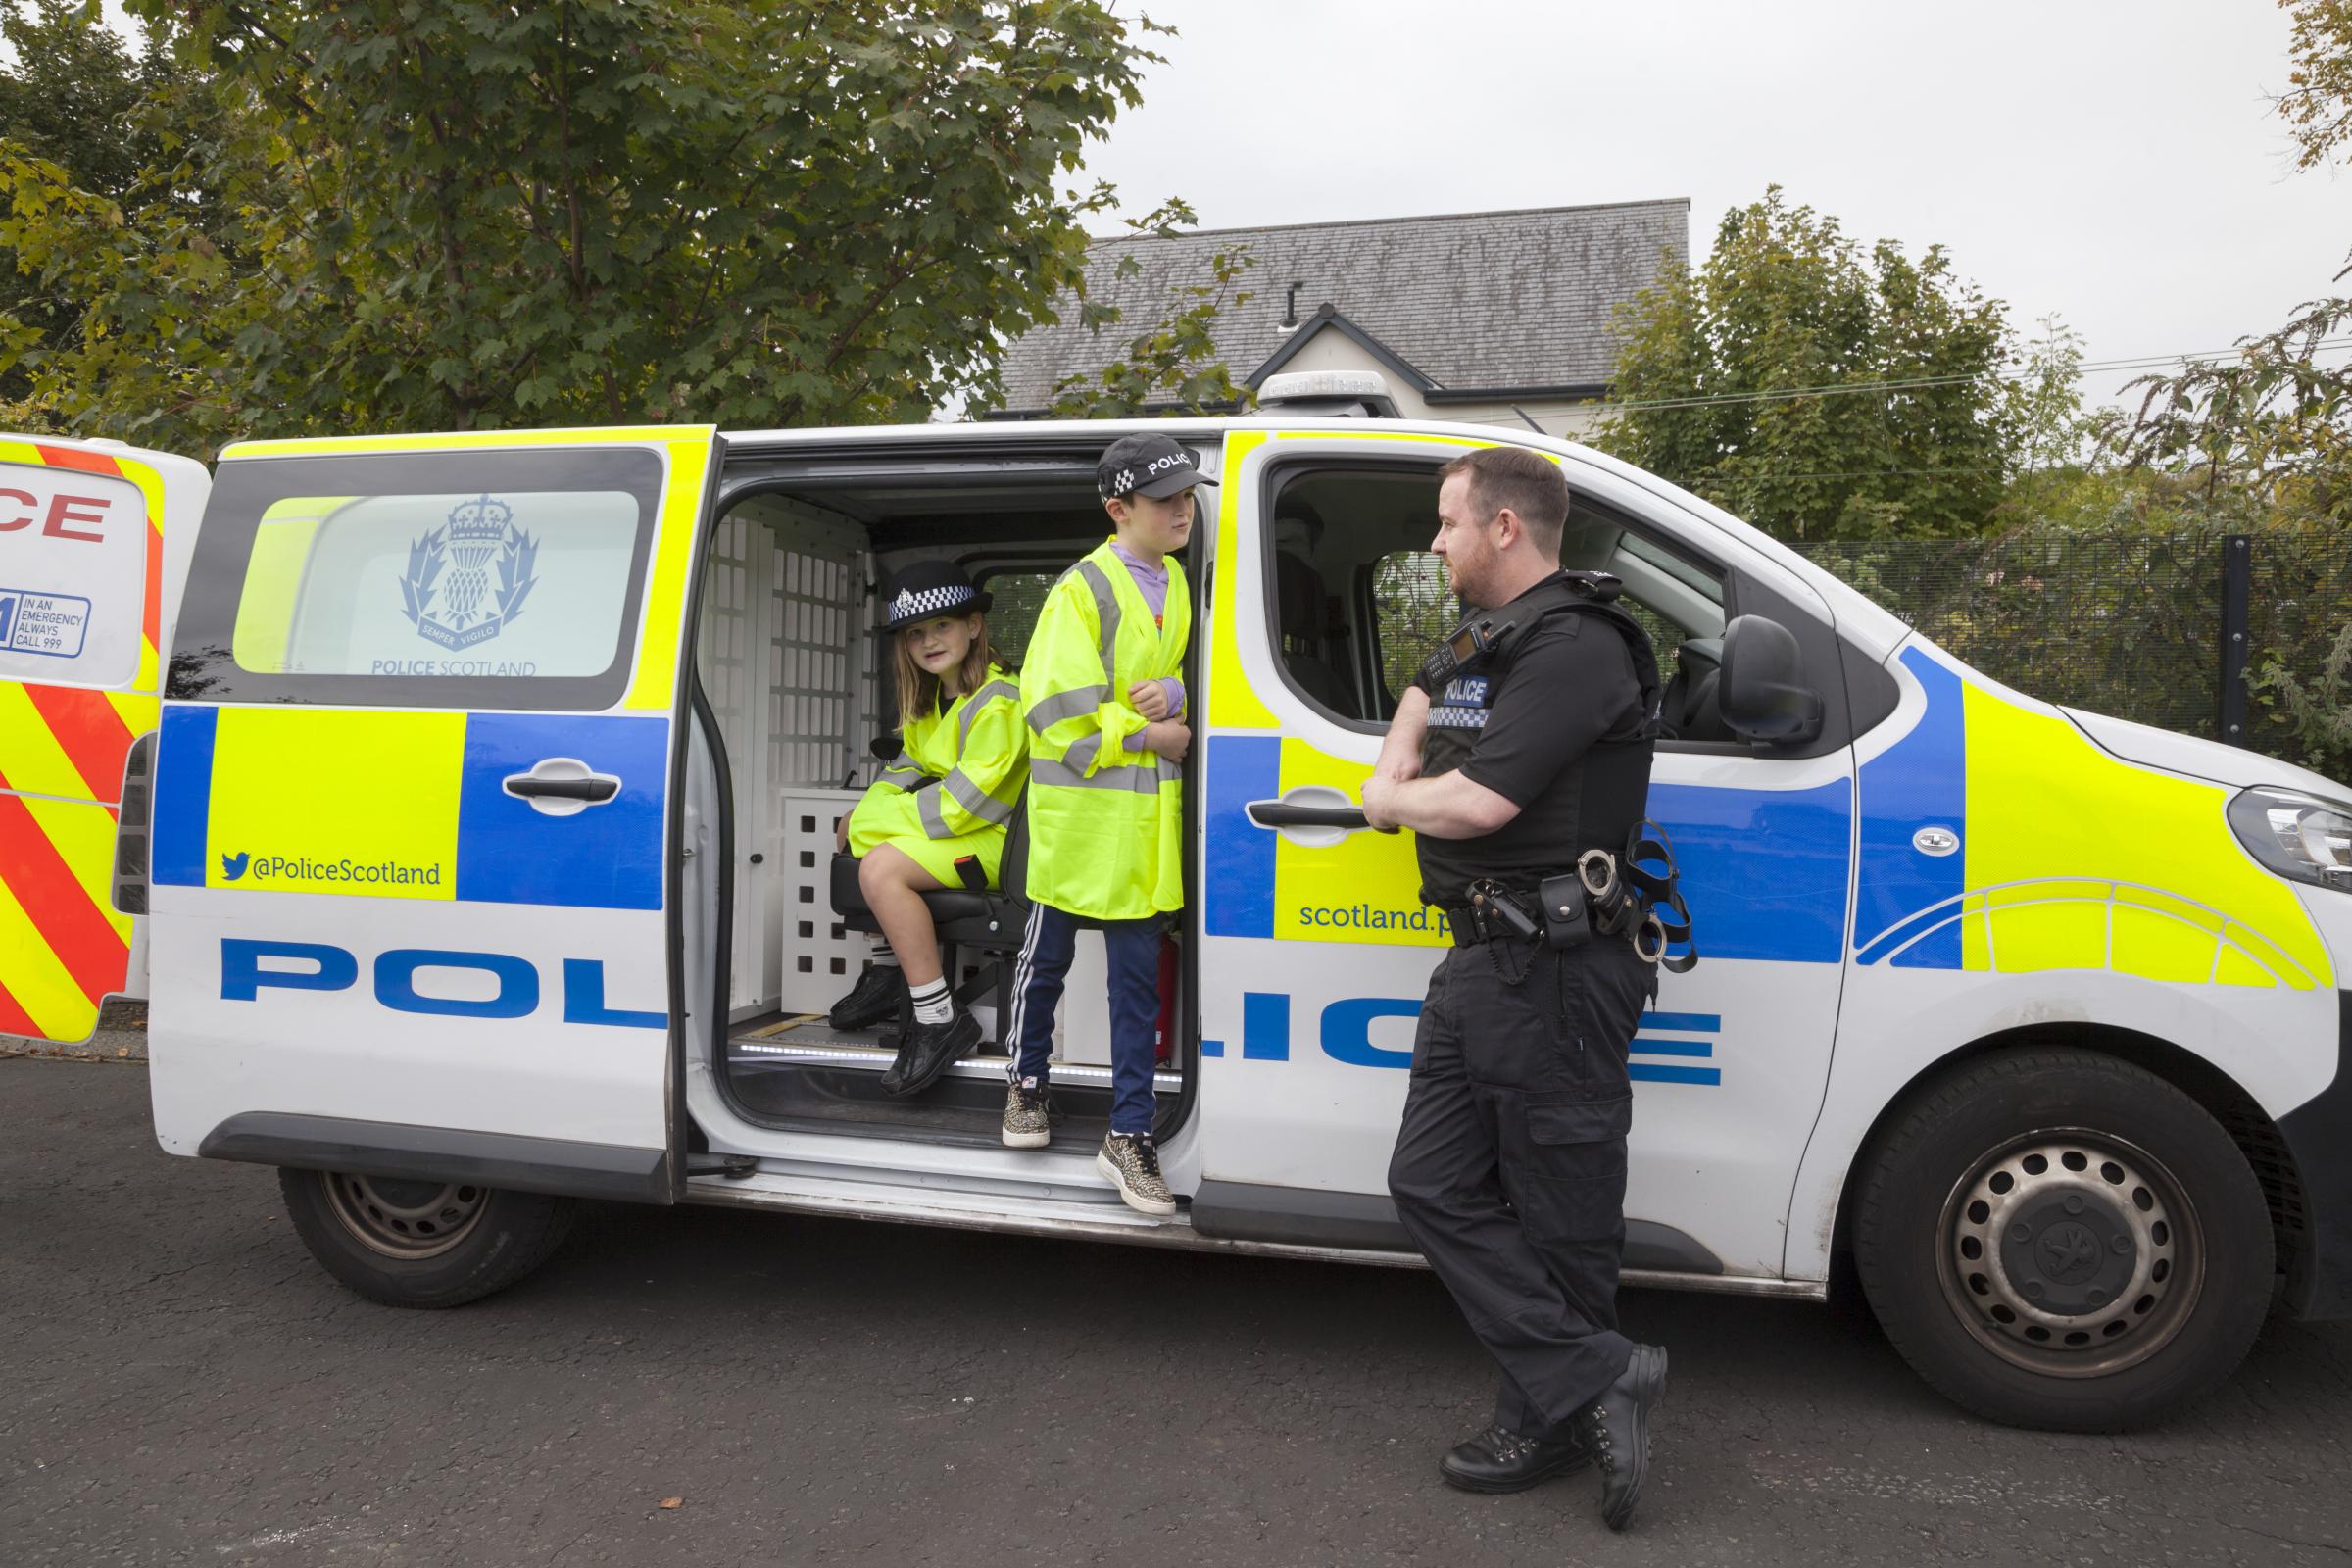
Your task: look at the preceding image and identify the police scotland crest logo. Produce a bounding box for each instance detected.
[400,493,540,652]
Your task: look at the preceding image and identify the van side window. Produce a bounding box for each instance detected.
[1369,550,1456,709]
[235,490,641,679]
[1265,463,1730,738]
[172,447,663,710]
[971,567,1059,668]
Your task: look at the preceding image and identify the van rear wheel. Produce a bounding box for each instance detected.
[1854,1049,2272,1432]
[277,1166,578,1308]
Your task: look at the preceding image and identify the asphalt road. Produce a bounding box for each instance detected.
[9,1056,2352,1567]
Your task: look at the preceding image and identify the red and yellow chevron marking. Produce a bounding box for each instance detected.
[0,440,165,1043]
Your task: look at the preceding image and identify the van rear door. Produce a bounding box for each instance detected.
[145,427,716,1202]
[0,436,208,1045]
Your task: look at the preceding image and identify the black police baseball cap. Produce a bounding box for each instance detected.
[1098,432,1215,501]
[878,560,992,631]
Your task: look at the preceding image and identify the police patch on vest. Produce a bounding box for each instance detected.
[400,494,539,652]
[1428,674,1492,729]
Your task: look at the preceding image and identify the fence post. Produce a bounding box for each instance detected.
[2219,533,2252,747]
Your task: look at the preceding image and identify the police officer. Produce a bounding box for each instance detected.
[1361,446,1668,1531]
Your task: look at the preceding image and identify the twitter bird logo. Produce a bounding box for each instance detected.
[220,851,249,882]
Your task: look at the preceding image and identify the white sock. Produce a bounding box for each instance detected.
[870,935,900,969]
[909,978,952,1027]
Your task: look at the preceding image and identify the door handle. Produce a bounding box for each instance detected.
[1247,801,1372,829]
[503,758,621,817]
[1244,787,1398,844]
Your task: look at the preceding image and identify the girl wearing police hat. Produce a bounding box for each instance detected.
[827,562,1029,1098]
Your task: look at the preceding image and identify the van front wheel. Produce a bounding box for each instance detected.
[277,1166,578,1308]
[1855,1049,2272,1432]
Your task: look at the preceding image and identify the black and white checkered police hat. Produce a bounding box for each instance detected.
[1098,432,1215,502]
[878,561,993,632]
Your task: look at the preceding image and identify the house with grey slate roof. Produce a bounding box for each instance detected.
[992,199,1689,438]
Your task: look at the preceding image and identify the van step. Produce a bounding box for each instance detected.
[725,1037,1183,1151]
[731,1034,1183,1092]
[686,1165,1183,1237]
[683,1166,1437,1268]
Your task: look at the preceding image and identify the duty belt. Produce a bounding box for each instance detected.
[1440,820,1698,973]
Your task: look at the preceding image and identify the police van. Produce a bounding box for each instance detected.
[6,385,2349,1433]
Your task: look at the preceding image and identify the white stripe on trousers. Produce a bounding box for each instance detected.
[1003,899,1050,1084]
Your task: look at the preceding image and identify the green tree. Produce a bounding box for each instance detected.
[1044,198,1255,419]
[2278,0,2352,172]
[0,0,206,410]
[2,0,1168,448]
[1592,186,2029,542]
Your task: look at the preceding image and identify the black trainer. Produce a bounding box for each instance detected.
[828,962,906,1032]
[1438,1424,1593,1494]
[1578,1343,1667,1531]
[881,1011,981,1098]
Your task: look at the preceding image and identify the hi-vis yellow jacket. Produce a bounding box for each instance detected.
[848,662,1026,887]
[1020,539,1190,921]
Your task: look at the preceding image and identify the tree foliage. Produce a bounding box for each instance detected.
[1,0,1168,447]
[0,0,208,405]
[2279,0,2352,172]
[1592,186,2034,542]
[1044,197,1255,419]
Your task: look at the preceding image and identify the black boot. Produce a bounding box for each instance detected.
[1578,1343,1667,1531]
[829,963,906,1031]
[881,1011,981,1098]
[1438,1424,1592,1494]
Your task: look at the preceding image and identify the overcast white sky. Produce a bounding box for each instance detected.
[1076,0,2346,410]
[79,0,2345,411]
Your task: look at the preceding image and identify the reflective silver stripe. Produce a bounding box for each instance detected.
[958,680,1020,749]
[1071,559,1122,684]
[1024,683,1108,736]
[945,769,1014,825]
[917,785,954,840]
[1030,757,1174,795]
[1062,730,1102,775]
[878,763,926,792]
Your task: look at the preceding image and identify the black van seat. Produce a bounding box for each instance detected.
[830,786,1031,1044]
[1275,551,1352,713]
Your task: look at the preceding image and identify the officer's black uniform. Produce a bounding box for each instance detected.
[1386,570,1662,1445]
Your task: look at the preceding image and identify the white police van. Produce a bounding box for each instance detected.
[6,386,2349,1432]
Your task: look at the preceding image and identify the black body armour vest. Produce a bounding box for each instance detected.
[1414,571,1664,907]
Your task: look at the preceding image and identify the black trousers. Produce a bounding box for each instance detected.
[1387,932,1657,1442]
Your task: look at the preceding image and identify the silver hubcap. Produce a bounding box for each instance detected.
[320,1171,489,1260]
[1936,1130,2201,1377]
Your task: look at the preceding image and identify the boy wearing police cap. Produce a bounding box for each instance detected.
[1003,433,1205,1214]
[1363,446,1672,1531]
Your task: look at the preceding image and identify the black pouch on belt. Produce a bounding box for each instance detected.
[1536,872,1592,951]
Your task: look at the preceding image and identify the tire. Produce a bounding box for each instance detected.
[276,1166,579,1309]
[1854,1048,2272,1432]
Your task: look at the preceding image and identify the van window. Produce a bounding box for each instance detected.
[1265,462,1729,734]
[0,463,149,689]
[972,566,1059,668]
[1369,550,1456,704]
[172,447,665,710]
[233,491,642,679]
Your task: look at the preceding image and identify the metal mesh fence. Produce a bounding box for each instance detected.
[1791,523,2352,784]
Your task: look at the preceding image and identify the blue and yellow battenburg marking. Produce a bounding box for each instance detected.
[152,705,667,910]
[1854,648,2332,989]
[1202,731,1849,964]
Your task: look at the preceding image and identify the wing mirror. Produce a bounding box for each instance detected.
[1719,615,1825,747]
